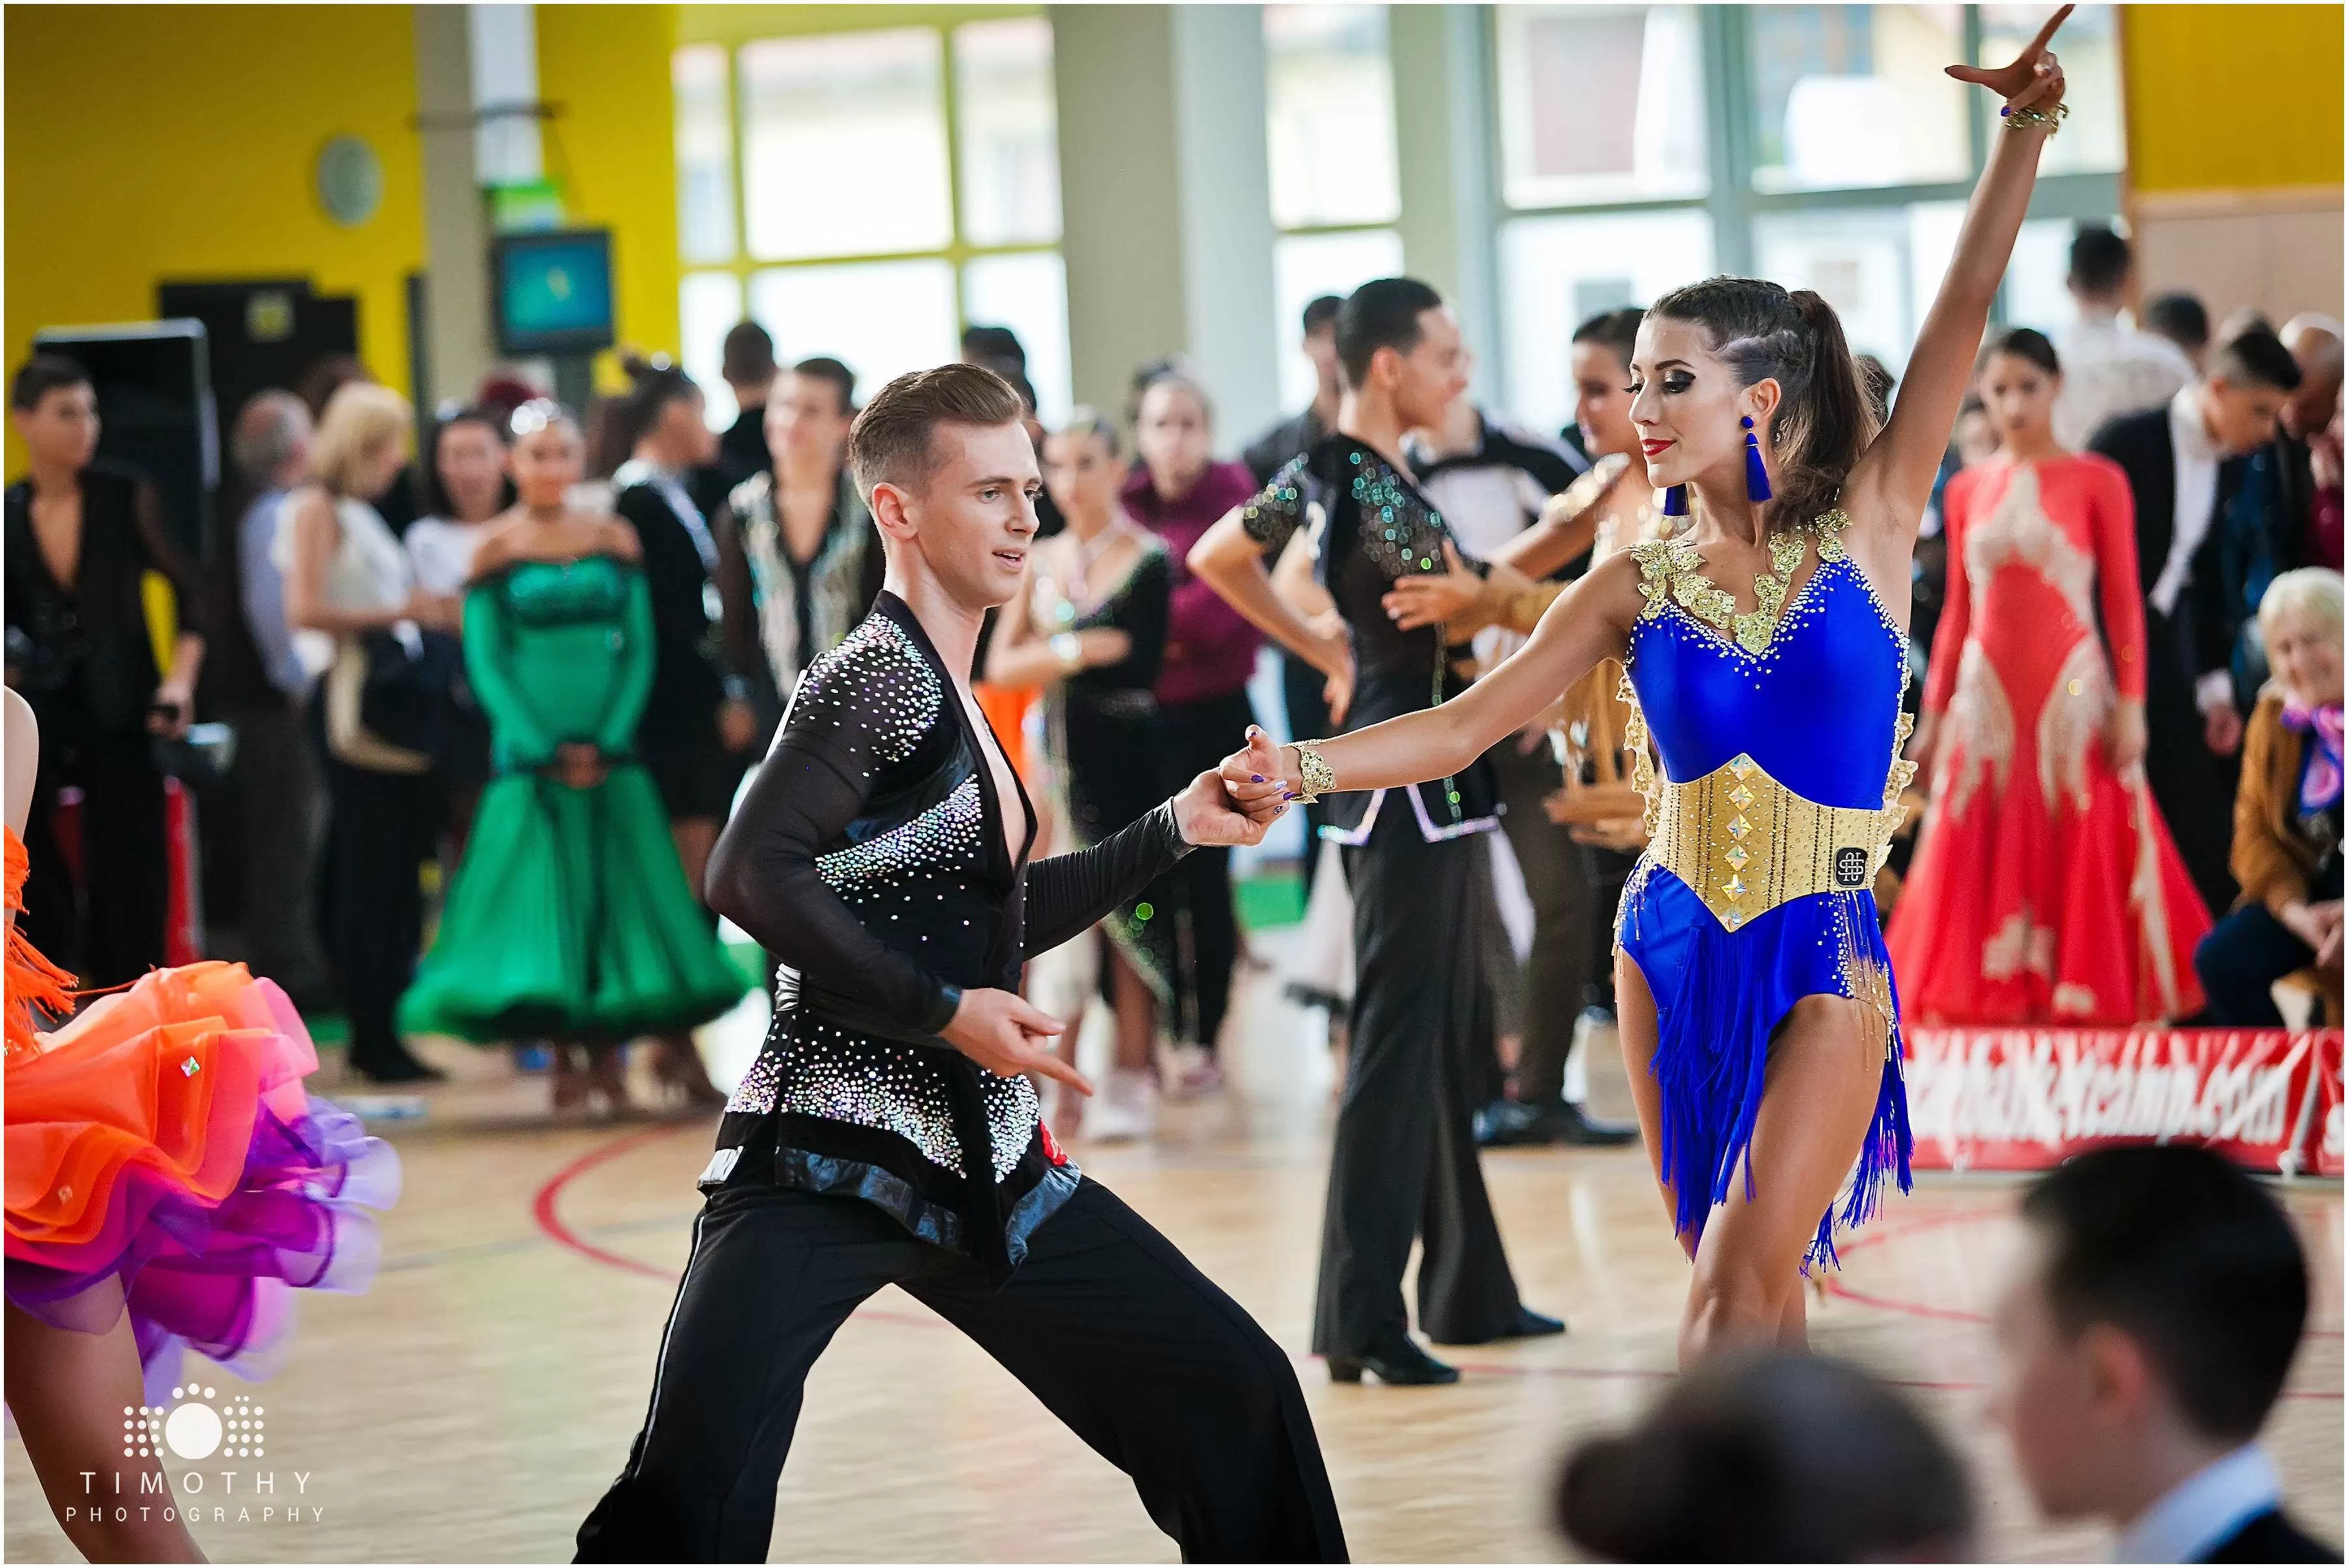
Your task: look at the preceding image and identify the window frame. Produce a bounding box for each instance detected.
[675,16,1066,404]
[1481,4,2126,393]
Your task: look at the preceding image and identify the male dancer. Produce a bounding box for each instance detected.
[575,364,1346,1563]
[1191,279,1561,1385]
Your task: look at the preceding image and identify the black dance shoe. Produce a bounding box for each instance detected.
[1550,1101,1639,1147]
[1326,1335,1460,1385]
[1472,1098,1541,1147]
[354,1048,447,1084]
[1433,1306,1567,1346]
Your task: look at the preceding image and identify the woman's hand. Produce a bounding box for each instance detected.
[1945,5,2070,113]
[406,589,463,634]
[2280,898,2343,959]
[1219,724,1305,815]
[146,680,194,740]
[552,741,610,791]
[1078,628,1132,668]
[2106,698,2148,779]
[718,698,759,753]
[1383,542,1485,633]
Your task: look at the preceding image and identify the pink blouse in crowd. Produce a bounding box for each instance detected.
[1121,460,1266,705]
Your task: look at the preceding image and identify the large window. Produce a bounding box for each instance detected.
[1493,4,2126,432]
[673,18,1069,429]
[1264,6,1404,412]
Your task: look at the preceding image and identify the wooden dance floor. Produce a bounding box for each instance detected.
[8,930,2341,1563]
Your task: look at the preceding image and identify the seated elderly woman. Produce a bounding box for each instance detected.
[2194,567,2345,1026]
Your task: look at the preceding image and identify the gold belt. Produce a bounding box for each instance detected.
[1650,753,1903,932]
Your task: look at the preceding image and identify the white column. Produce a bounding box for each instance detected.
[1051,5,1277,451]
[1389,5,1502,402]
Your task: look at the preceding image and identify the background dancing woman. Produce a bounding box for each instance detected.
[986,411,1175,1141]
[396,404,749,1112]
[1211,9,2076,1366]
[1888,327,2211,1025]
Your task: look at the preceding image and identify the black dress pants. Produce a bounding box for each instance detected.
[2195,903,2318,1026]
[317,733,436,1075]
[1318,810,1525,1357]
[1159,688,1255,1051]
[2144,607,2242,916]
[24,726,168,990]
[1486,740,1597,1104]
[1281,655,1333,895]
[575,1179,1347,1563]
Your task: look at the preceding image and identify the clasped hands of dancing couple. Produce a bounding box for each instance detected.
[1212,10,2074,1375]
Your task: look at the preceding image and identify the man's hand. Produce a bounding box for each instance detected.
[147,680,194,739]
[2204,702,2245,757]
[1172,768,1279,846]
[941,988,1089,1096]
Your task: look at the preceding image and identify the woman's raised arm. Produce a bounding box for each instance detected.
[1849,6,2072,543]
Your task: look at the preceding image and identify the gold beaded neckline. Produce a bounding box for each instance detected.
[1632,510,1853,657]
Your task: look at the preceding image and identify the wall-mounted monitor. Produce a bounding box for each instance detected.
[491,228,614,357]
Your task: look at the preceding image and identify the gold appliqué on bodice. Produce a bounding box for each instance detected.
[1630,510,1853,657]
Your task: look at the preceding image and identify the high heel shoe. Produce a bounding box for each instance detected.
[583,1046,636,1116]
[1325,1335,1459,1385]
[649,1037,726,1111]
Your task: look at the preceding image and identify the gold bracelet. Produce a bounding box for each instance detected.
[1292,740,1337,803]
[2001,101,2068,135]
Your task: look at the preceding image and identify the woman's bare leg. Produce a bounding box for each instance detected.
[5,1303,204,1562]
[1680,993,1885,1366]
[1613,951,1697,1263]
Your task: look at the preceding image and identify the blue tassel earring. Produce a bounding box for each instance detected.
[1662,482,1689,517]
[1743,415,1774,504]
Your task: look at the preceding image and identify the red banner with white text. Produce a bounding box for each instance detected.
[1903,1028,2344,1177]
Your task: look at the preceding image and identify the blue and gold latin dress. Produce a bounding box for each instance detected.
[1615,512,1918,1268]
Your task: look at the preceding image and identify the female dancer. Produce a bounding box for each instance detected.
[1125,369,1263,1091]
[1888,328,2210,1024]
[1213,12,2075,1365]
[396,404,750,1112]
[986,412,1175,1140]
[5,687,399,1562]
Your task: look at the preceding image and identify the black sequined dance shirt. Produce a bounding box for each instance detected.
[701,592,1195,1279]
[1241,434,1500,844]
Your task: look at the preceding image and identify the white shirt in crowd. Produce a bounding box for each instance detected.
[2111,1444,2283,1563]
[2146,385,2240,714]
[270,494,415,683]
[2054,309,2197,452]
[405,516,493,599]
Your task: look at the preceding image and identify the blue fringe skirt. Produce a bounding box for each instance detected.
[1615,860,1914,1271]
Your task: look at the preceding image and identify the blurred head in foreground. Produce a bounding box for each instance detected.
[1989,1143,2319,1556]
[1556,1351,1973,1561]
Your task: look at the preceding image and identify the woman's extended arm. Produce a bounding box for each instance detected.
[1847,7,2071,547]
[1229,549,1645,798]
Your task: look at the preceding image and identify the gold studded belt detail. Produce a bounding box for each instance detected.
[1650,753,1903,932]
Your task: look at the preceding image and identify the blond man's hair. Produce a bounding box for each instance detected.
[310,381,412,498]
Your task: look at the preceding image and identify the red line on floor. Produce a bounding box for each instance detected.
[530,1125,701,1279]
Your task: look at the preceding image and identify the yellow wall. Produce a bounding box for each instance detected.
[2122,4,2344,192]
[3,5,425,390]
[537,5,684,390]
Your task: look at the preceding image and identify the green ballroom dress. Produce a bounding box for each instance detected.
[397,554,751,1043]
